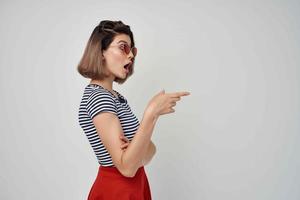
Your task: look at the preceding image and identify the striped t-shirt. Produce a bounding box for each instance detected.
[78,83,140,166]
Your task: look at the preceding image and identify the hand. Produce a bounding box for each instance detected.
[146,89,190,118]
[119,135,130,151]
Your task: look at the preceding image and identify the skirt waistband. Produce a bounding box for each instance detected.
[98,165,145,178]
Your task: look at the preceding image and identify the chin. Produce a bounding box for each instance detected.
[117,74,127,80]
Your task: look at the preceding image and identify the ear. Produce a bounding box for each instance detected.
[101,50,107,60]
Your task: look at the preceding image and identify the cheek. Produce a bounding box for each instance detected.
[104,50,125,70]
[109,50,124,64]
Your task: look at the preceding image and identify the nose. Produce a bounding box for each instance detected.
[127,49,134,60]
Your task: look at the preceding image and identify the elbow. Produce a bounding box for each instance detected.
[120,159,140,178]
[115,163,134,178]
[118,154,139,178]
[119,170,132,178]
[120,167,138,178]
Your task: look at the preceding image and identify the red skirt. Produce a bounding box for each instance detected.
[87,165,152,200]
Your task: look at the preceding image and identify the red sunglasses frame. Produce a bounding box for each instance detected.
[110,43,137,57]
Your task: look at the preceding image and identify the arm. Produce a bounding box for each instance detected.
[121,111,158,175]
[140,140,156,166]
[120,137,156,167]
[93,110,158,177]
[91,89,188,177]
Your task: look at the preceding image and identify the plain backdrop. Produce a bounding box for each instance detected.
[0,0,299,199]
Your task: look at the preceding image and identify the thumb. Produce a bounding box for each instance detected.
[155,89,165,97]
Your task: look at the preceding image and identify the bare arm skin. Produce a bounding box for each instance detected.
[120,135,156,167]
[141,140,156,166]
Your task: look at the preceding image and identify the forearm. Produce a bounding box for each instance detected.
[121,111,158,176]
[141,140,156,166]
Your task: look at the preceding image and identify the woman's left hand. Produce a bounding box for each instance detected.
[119,135,130,151]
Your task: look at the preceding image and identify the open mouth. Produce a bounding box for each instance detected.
[124,63,132,73]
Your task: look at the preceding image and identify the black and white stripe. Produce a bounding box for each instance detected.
[78,84,140,166]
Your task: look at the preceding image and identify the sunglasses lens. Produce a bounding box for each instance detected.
[122,44,137,57]
[119,44,128,54]
[133,47,137,56]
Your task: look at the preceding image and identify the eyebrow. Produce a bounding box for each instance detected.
[117,40,131,46]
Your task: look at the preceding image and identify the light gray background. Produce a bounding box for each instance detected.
[0,0,299,199]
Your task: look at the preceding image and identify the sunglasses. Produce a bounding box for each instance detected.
[110,43,137,57]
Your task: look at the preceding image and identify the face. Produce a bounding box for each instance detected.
[102,34,136,80]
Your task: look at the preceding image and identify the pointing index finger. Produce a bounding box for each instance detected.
[171,91,191,97]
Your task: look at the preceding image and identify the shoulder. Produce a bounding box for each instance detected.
[86,88,117,119]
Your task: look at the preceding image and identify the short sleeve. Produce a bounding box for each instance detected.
[86,90,117,119]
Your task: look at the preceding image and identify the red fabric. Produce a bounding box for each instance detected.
[87,165,152,200]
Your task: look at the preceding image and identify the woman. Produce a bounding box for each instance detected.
[77,20,190,200]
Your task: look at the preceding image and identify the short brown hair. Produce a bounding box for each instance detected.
[77,20,136,84]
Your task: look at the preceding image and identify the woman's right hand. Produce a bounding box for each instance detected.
[145,89,190,118]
